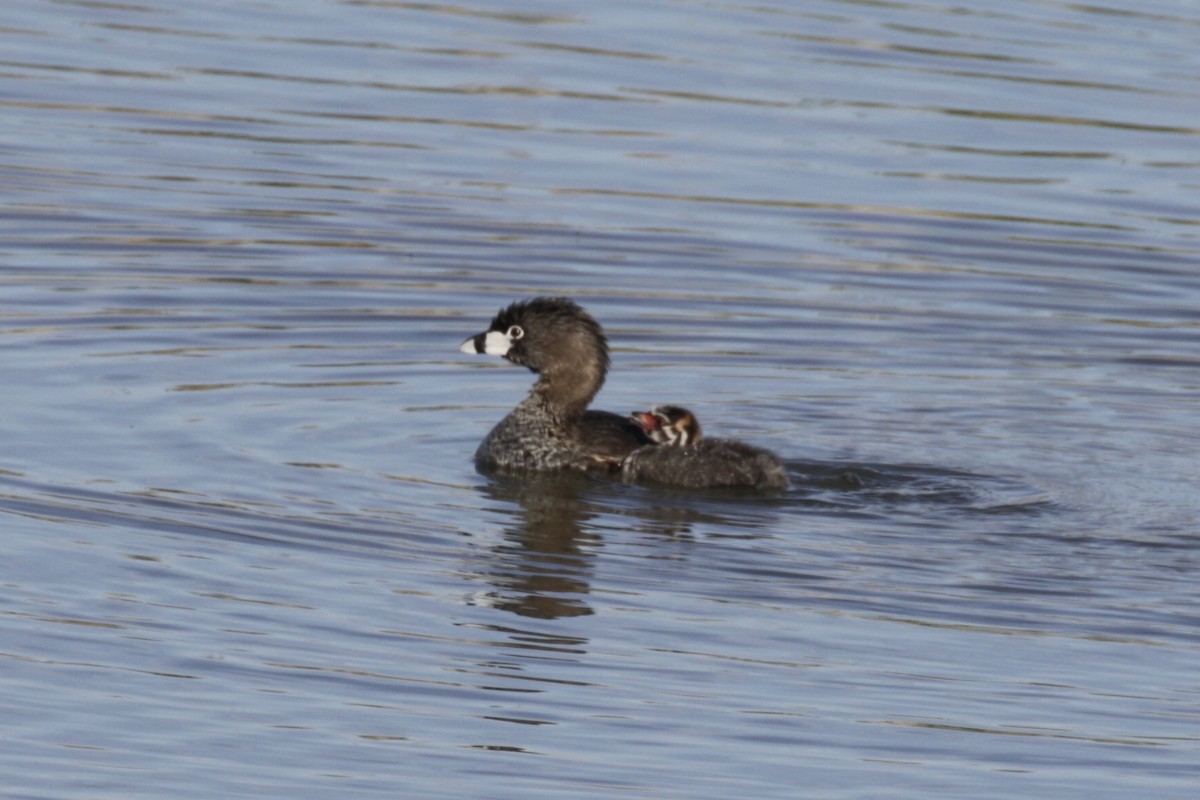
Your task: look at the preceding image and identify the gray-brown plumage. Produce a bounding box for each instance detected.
[459,297,649,471]
[621,405,790,490]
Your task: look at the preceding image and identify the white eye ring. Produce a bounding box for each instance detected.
[507,325,524,340]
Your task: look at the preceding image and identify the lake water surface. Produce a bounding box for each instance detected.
[2,0,1198,798]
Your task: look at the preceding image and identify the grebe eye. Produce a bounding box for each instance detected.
[507,325,524,340]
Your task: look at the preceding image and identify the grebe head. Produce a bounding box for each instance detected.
[460,297,607,373]
[460,297,610,415]
[630,405,701,447]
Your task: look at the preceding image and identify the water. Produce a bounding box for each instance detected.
[2,0,1198,797]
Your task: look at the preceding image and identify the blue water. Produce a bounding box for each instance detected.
[2,0,1198,798]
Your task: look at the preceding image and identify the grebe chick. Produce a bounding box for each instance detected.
[622,405,790,490]
[459,297,649,471]
[634,404,702,447]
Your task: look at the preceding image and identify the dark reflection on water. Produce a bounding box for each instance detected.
[454,460,1052,620]
[473,472,602,619]
[4,0,1200,797]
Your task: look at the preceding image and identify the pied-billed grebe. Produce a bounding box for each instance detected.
[621,405,790,490]
[459,297,649,471]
